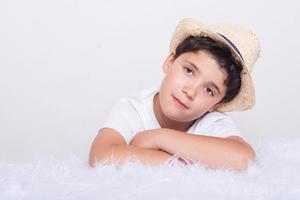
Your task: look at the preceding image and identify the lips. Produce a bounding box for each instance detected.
[172,95,189,109]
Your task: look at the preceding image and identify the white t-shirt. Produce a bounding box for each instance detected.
[101,87,241,144]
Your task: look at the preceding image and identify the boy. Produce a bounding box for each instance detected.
[89,18,260,170]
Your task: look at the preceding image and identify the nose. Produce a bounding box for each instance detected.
[182,84,198,100]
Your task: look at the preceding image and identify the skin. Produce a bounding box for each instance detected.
[153,50,228,133]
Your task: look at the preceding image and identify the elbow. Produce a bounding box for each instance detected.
[88,145,116,168]
[89,153,108,168]
[88,149,108,168]
[237,148,256,170]
[89,156,96,168]
[88,144,102,168]
[89,150,97,168]
[89,142,98,168]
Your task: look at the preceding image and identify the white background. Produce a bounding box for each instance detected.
[1,0,299,163]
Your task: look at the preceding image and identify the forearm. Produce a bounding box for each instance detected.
[155,128,254,170]
[91,144,180,167]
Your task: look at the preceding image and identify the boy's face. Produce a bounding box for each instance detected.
[159,50,227,122]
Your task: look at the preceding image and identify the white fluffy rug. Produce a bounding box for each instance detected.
[1,138,300,200]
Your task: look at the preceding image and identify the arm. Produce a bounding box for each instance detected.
[91,144,182,167]
[89,128,185,168]
[130,128,255,170]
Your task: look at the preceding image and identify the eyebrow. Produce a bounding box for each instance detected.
[183,59,222,95]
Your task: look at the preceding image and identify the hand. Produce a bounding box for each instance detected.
[129,129,160,150]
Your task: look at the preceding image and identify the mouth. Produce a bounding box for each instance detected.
[172,95,189,109]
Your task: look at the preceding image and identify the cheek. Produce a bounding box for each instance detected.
[193,96,220,110]
[162,71,185,89]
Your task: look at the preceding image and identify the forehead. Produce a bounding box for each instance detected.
[178,50,218,65]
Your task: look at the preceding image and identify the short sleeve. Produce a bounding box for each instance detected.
[192,112,241,138]
[101,98,144,144]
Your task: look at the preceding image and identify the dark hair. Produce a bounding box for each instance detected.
[173,35,243,103]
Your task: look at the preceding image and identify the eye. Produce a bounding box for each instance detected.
[205,87,215,96]
[183,66,193,75]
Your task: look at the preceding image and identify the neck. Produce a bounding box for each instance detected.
[153,92,195,132]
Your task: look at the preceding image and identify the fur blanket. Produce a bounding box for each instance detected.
[1,138,299,200]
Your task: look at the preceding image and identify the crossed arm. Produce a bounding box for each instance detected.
[90,128,255,170]
[129,128,255,170]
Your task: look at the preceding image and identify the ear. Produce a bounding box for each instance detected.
[162,52,175,74]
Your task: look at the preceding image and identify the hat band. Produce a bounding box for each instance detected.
[217,33,244,63]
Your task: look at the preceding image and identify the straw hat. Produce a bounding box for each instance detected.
[169,18,261,112]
